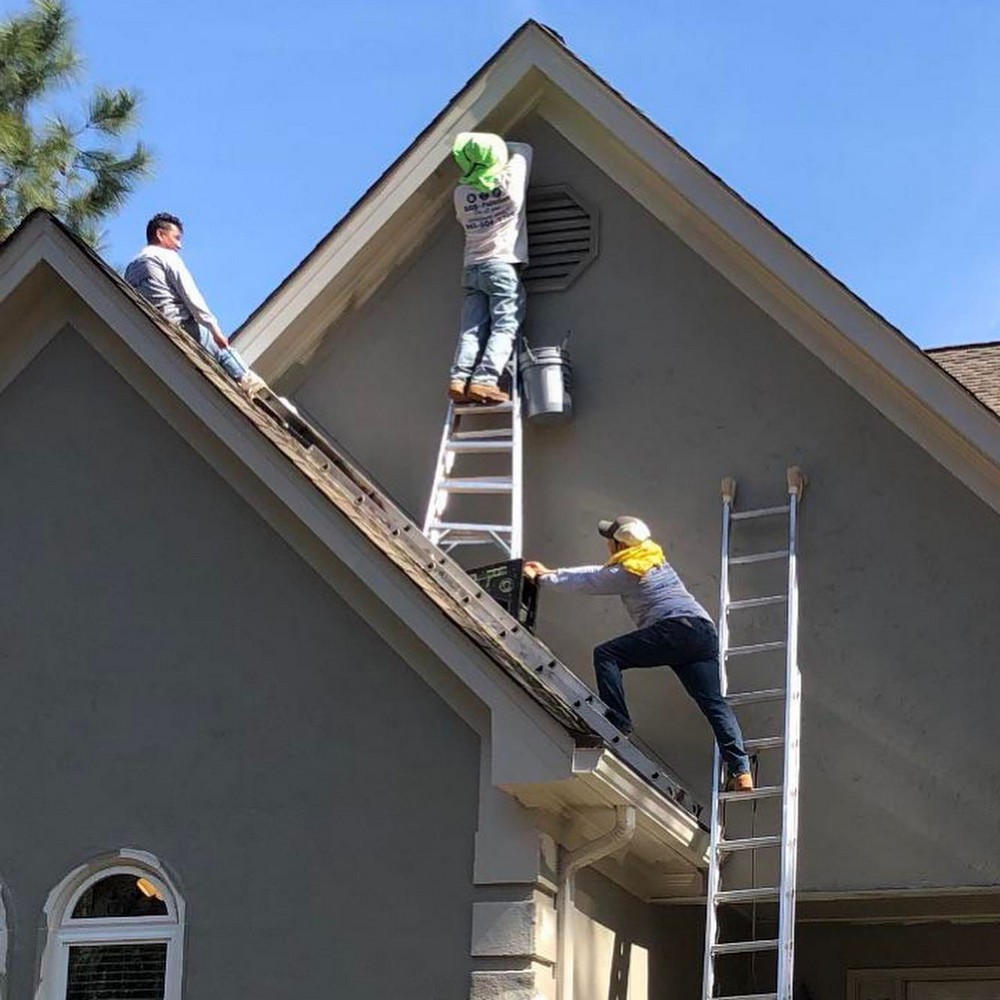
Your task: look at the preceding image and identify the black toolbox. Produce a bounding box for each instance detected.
[468,559,538,631]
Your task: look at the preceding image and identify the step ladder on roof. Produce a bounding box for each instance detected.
[422,375,523,560]
[702,467,806,1000]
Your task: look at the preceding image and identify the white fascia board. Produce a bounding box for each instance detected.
[527,47,1000,513]
[0,212,51,301]
[574,748,709,868]
[503,747,709,876]
[2,221,579,790]
[237,31,547,370]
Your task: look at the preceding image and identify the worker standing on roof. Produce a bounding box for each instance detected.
[525,516,754,792]
[448,132,533,406]
[125,213,265,397]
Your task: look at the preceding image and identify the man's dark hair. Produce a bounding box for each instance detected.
[146,212,183,244]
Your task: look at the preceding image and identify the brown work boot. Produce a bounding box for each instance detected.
[448,379,470,403]
[725,772,754,793]
[467,382,510,405]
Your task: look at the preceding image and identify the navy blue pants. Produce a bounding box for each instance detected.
[593,615,750,776]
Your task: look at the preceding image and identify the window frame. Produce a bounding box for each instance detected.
[41,854,184,1000]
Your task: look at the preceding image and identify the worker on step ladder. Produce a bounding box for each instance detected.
[525,515,754,792]
[447,132,533,406]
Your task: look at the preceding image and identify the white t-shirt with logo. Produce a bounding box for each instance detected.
[453,142,533,267]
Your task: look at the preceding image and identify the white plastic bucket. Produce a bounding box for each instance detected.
[519,344,573,420]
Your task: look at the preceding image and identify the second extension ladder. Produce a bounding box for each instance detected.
[702,466,805,1000]
[422,375,523,560]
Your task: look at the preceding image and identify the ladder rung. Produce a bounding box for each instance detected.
[729,550,789,565]
[730,505,790,521]
[453,401,514,414]
[726,640,786,657]
[744,736,784,751]
[451,428,513,440]
[432,530,510,544]
[719,784,783,802]
[727,595,787,611]
[726,688,785,706]
[715,886,781,903]
[445,440,514,453]
[429,521,511,534]
[712,939,779,955]
[439,477,513,493]
[718,835,781,853]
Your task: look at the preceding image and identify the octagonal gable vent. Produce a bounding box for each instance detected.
[523,184,599,293]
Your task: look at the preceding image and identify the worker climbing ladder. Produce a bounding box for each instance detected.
[702,467,805,1000]
[422,373,523,559]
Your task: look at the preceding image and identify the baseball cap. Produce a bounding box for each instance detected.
[597,516,651,545]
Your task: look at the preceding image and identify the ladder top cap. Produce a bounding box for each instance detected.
[787,465,806,497]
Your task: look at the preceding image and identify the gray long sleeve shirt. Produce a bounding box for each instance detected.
[124,245,220,335]
[538,561,712,630]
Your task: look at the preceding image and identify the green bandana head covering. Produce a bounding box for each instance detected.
[453,132,509,193]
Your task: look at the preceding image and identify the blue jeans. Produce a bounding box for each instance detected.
[450,261,525,386]
[593,616,751,776]
[182,319,248,381]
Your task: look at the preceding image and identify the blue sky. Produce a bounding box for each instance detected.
[6,0,1000,347]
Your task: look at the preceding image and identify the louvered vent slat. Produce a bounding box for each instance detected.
[532,240,593,256]
[528,218,592,234]
[523,184,599,293]
[529,207,589,222]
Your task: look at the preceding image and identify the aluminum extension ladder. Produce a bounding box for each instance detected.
[701,466,805,1000]
[422,376,523,560]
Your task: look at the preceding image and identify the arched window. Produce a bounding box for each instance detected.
[40,853,183,1000]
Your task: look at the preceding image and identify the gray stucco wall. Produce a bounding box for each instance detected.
[0,329,479,998]
[574,868,704,1000]
[282,115,1000,892]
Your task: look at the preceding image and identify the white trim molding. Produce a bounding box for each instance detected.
[848,966,1000,1000]
[35,849,185,1000]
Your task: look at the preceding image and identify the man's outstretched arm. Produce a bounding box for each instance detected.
[525,562,630,595]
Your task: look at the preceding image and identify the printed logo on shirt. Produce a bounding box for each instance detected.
[460,184,517,233]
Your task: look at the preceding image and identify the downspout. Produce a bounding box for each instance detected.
[557,805,637,1000]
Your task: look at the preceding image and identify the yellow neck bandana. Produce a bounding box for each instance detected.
[605,539,666,576]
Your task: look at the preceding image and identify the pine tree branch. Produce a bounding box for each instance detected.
[0,0,151,246]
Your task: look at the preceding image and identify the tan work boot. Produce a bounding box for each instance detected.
[238,370,267,399]
[467,382,510,405]
[725,772,754,793]
[448,379,470,403]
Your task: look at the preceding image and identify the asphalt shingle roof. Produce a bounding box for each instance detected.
[927,342,1000,416]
